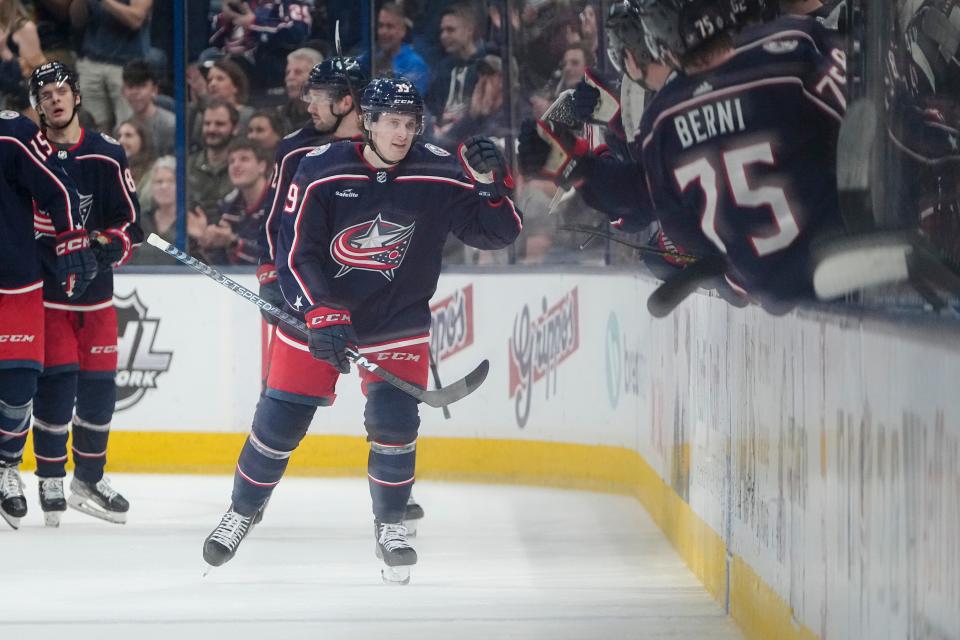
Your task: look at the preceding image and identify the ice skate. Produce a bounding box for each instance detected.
[67,476,128,524]
[403,492,424,536]
[0,463,27,530]
[374,520,417,585]
[203,507,254,574]
[39,477,67,527]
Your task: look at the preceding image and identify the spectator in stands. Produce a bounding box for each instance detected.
[408,0,464,71]
[72,0,153,132]
[427,3,484,137]
[115,119,156,192]
[206,58,254,132]
[121,59,175,155]
[433,52,509,148]
[246,109,286,159]
[129,156,183,265]
[281,47,322,129]
[199,137,270,265]
[0,1,46,96]
[209,0,312,92]
[33,0,77,66]
[555,43,593,97]
[359,2,430,95]
[188,99,238,225]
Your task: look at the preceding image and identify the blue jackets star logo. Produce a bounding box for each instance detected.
[330,213,416,281]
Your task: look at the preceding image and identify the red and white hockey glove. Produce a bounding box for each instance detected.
[517,118,590,188]
[90,228,133,270]
[55,229,98,299]
[459,136,515,201]
[256,263,283,325]
[304,304,357,374]
[573,68,621,127]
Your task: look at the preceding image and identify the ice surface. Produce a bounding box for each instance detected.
[5,474,743,640]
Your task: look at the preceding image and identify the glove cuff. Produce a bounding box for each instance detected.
[257,263,278,285]
[55,229,90,255]
[305,305,352,329]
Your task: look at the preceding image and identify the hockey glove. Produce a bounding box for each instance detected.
[305,304,357,374]
[459,136,515,201]
[573,69,621,126]
[90,229,132,270]
[55,230,98,299]
[519,119,590,189]
[257,263,284,325]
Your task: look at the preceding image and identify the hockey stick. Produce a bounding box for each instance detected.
[647,255,728,318]
[559,225,699,262]
[145,234,489,408]
[427,347,451,420]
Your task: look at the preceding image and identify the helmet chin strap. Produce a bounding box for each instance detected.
[43,101,79,132]
[366,135,404,166]
[315,102,347,135]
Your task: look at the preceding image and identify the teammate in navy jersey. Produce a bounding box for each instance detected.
[203,77,522,584]
[258,57,368,322]
[28,62,143,526]
[636,0,848,308]
[0,112,95,530]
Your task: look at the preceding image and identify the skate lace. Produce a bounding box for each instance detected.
[210,512,251,550]
[379,523,410,552]
[40,478,64,500]
[1,466,24,498]
[95,478,119,501]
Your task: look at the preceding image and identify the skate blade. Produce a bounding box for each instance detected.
[67,496,127,524]
[1,512,21,530]
[43,511,63,527]
[381,565,411,585]
[403,519,418,537]
[202,563,216,577]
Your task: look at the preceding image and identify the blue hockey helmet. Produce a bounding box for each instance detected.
[29,61,81,111]
[360,77,425,135]
[300,56,369,103]
[637,0,740,63]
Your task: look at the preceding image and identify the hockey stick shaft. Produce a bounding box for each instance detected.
[559,225,699,262]
[145,234,488,408]
[427,347,451,420]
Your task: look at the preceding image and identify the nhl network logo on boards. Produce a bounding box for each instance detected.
[113,291,173,411]
[430,284,474,361]
[508,288,580,428]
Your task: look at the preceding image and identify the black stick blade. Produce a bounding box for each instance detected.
[418,359,489,408]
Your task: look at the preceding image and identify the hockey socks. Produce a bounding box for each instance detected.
[232,397,315,516]
[367,440,416,523]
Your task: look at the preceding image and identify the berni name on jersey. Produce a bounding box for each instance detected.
[673,97,748,150]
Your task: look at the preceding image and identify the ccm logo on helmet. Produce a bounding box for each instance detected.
[55,237,88,255]
[0,334,36,343]
[308,313,351,326]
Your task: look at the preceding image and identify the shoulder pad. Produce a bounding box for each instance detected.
[0,110,20,120]
[424,143,451,157]
[283,128,303,140]
[100,132,121,145]
[306,143,331,157]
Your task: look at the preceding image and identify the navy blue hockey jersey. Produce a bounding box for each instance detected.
[261,126,361,264]
[0,111,80,293]
[35,129,142,307]
[639,33,848,302]
[277,140,523,342]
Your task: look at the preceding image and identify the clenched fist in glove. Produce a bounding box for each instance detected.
[573,69,621,126]
[458,136,515,201]
[305,304,357,374]
[257,263,284,325]
[517,118,590,188]
[55,229,97,299]
[89,229,132,270]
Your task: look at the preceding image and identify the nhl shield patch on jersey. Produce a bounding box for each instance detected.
[307,143,331,157]
[425,143,450,157]
[330,213,415,281]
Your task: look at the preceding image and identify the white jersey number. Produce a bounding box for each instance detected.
[673,141,799,257]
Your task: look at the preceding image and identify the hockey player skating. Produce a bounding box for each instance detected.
[0,112,95,530]
[255,56,426,533]
[27,62,143,526]
[203,77,522,583]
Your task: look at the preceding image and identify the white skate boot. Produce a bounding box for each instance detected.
[0,463,27,529]
[39,477,67,527]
